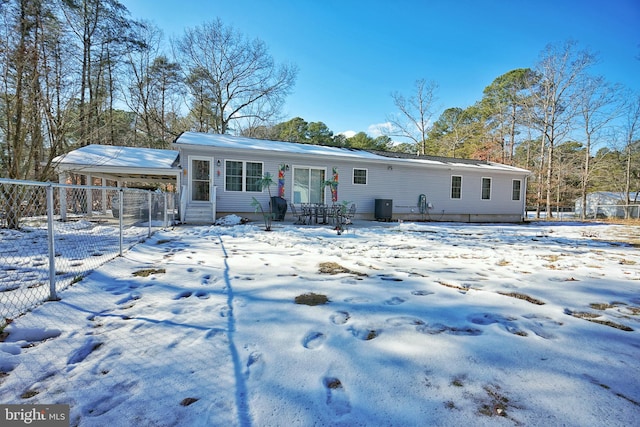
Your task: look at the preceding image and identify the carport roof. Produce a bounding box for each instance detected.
[52,144,180,183]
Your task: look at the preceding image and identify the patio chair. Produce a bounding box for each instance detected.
[290,203,306,224]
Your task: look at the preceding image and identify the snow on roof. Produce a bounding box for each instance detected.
[174,132,529,174]
[53,145,179,170]
[175,131,384,159]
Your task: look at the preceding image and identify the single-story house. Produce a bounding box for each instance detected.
[173,132,530,223]
[53,132,531,223]
[574,192,640,219]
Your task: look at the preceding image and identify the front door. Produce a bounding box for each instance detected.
[190,156,213,202]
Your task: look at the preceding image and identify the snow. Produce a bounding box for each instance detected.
[1,219,639,426]
[52,144,179,169]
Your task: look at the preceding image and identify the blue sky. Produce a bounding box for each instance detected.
[123,0,640,137]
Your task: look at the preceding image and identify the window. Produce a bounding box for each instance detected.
[293,167,325,204]
[451,175,462,199]
[481,177,492,200]
[512,179,521,201]
[225,160,263,192]
[353,168,367,185]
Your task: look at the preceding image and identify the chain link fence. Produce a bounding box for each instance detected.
[0,179,178,327]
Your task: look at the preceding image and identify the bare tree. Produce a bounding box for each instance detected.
[622,92,640,218]
[576,75,624,219]
[387,79,438,155]
[60,0,143,146]
[525,41,597,218]
[175,18,297,134]
[124,22,184,147]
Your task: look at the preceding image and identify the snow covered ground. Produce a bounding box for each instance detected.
[1,218,639,426]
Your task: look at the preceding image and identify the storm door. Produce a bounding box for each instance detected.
[190,157,213,202]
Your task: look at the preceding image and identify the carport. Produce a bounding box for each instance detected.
[52,145,182,220]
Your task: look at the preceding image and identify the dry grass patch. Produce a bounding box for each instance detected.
[568,310,633,331]
[589,302,625,310]
[478,385,510,418]
[540,254,562,262]
[132,268,165,277]
[294,293,329,306]
[318,262,366,276]
[437,281,471,292]
[498,292,545,305]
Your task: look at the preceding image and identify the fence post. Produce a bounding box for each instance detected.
[119,188,124,256]
[148,190,152,237]
[163,192,168,227]
[46,185,59,301]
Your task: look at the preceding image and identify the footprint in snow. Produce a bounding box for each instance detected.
[195,290,209,299]
[468,313,516,326]
[115,293,141,306]
[330,311,350,325]
[349,326,379,340]
[245,351,265,380]
[522,314,563,339]
[302,331,326,349]
[468,313,527,336]
[386,316,425,327]
[385,297,405,305]
[323,377,351,416]
[67,337,103,368]
[173,291,192,300]
[411,290,434,296]
[378,274,403,282]
[416,323,482,336]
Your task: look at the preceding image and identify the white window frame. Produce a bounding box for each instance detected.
[224,160,264,193]
[512,179,522,201]
[353,168,368,185]
[451,175,462,199]
[481,177,492,200]
[292,166,327,204]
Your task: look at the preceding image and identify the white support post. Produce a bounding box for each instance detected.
[148,191,152,237]
[119,188,124,256]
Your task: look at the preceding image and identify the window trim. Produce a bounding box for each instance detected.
[481,177,492,200]
[224,159,264,193]
[353,168,368,185]
[450,175,462,199]
[512,179,522,201]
